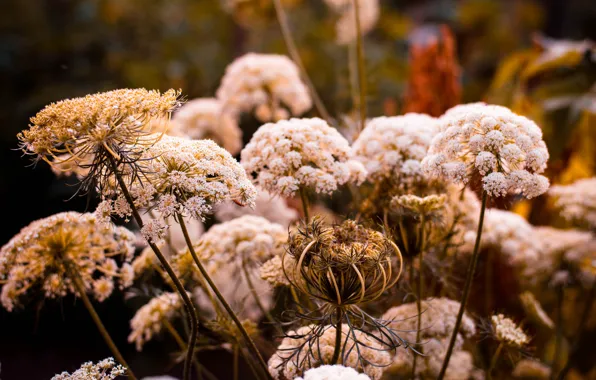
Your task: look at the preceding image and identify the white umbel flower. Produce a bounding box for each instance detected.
[52,357,127,380]
[550,177,596,229]
[492,314,529,348]
[241,118,366,197]
[352,114,438,186]
[216,53,312,122]
[294,365,371,380]
[422,103,550,198]
[171,98,242,155]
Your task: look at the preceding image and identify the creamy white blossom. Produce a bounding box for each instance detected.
[324,0,380,45]
[241,118,366,196]
[422,103,550,198]
[492,314,529,347]
[550,177,596,229]
[52,358,127,380]
[294,365,371,380]
[216,53,312,122]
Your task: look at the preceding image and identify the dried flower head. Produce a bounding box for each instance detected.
[216,53,312,122]
[97,134,256,241]
[260,255,292,287]
[294,365,371,380]
[422,103,549,198]
[550,177,596,229]
[324,0,380,45]
[52,357,127,380]
[18,88,181,191]
[0,212,135,311]
[215,187,299,228]
[392,194,447,217]
[171,98,243,155]
[268,324,392,380]
[286,218,401,307]
[491,314,529,348]
[353,114,438,185]
[241,118,366,197]
[128,292,184,351]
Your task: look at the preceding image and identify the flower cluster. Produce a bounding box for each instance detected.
[52,358,127,380]
[268,324,392,380]
[171,97,243,155]
[97,134,256,242]
[491,314,529,348]
[381,298,478,379]
[241,118,366,196]
[0,212,135,311]
[216,53,312,122]
[295,365,371,380]
[550,177,596,229]
[422,103,549,198]
[324,0,380,45]
[128,292,184,351]
[215,187,299,227]
[352,114,439,187]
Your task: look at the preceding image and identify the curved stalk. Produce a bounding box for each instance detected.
[437,191,488,380]
[177,215,273,380]
[330,307,344,364]
[69,270,137,380]
[106,155,198,380]
[487,342,504,380]
[272,0,332,123]
[353,0,367,133]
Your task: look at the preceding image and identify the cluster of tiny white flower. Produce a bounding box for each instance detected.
[422,103,550,198]
[215,187,299,227]
[491,314,529,347]
[52,357,127,380]
[241,118,366,196]
[295,365,371,380]
[550,177,596,229]
[268,324,392,380]
[128,292,184,351]
[216,53,312,122]
[353,114,438,187]
[171,98,243,155]
[324,0,380,45]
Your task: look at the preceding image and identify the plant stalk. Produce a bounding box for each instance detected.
[487,342,504,380]
[107,155,198,380]
[331,307,344,364]
[178,214,273,380]
[353,0,367,133]
[241,259,284,335]
[412,216,426,378]
[437,191,488,380]
[299,187,310,222]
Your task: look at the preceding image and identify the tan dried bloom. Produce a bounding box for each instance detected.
[171,98,243,155]
[392,194,447,216]
[260,255,291,287]
[0,212,135,311]
[423,103,549,198]
[52,357,127,380]
[491,314,529,348]
[18,88,180,189]
[128,292,184,351]
[216,53,312,122]
[267,324,392,380]
[550,177,596,229]
[241,118,366,197]
[512,359,551,379]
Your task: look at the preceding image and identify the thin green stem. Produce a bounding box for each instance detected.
[353,0,367,133]
[272,0,332,123]
[107,155,198,380]
[331,307,344,364]
[178,215,273,380]
[299,187,310,222]
[437,191,488,380]
[487,342,504,380]
[164,320,217,380]
[70,270,137,380]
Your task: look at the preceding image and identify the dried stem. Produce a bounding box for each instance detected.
[69,269,137,380]
[551,284,564,379]
[412,216,427,378]
[330,307,344,364]
[272,0,332,123]
[353,0,367,132]
[106,155,198,380]
[487,342,504,380]
[178,214,273,380]
[299,187,310,222]
[437,191,488,380]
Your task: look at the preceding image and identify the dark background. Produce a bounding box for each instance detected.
[1,0,595,379]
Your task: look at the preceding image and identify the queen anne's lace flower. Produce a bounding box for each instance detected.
[171,98,243,155]
[268,324,392,380]
[492,314,529,347]
[128,292,184,351]
[215,187,298,227]
[352,114,438,187]
[550,177,596,229]
[52,357,127,380]
[0,212,135,311]
[174,215,287,320]
[381,298,478,380]
[241,118,366,196]
[295,365,371,380]
[422,103,550,198]
[216,53,312,122]
[324,0,380,45]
